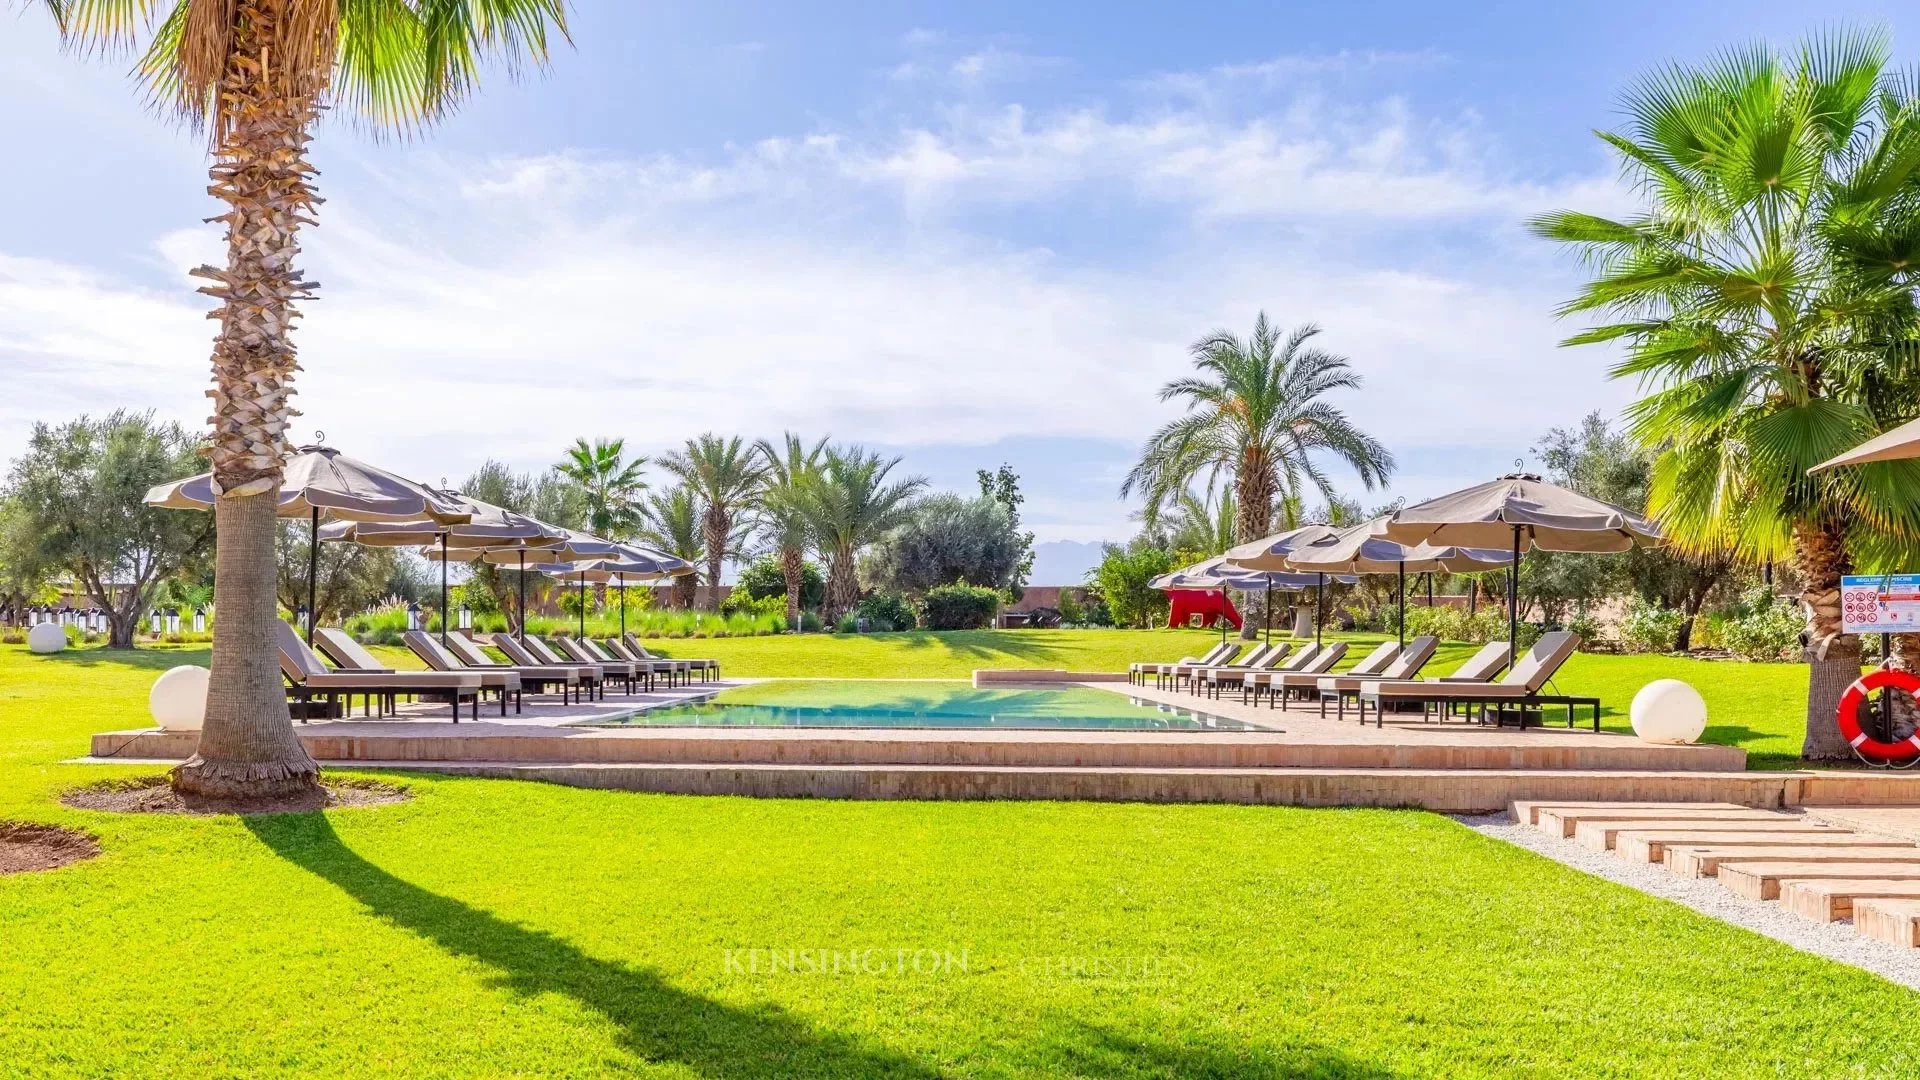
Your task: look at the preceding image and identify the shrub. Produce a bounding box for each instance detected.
[852,592,916,632]
[1056,589,1086,626]
[344,602,412,646]
[835,613,859,633]
[1721,588,1801,661]
[1618,598,1684,653]
[1566,608,1601,646]
[722,592,785,620]
[0,630,21,645]
[735,555,826,611]
[921,583,1000,630]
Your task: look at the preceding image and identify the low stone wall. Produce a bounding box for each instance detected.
[972,669,1127,686]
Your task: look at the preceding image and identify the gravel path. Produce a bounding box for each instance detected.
[1459,812,1920,990]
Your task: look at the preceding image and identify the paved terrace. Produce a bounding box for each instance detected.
[78,677,1920,811]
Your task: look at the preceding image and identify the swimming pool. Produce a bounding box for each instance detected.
[588,680,1265,730]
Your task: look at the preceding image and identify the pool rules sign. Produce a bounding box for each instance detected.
[1841,575,1920,634]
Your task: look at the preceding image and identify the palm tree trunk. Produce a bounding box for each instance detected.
[1234,452,1276,542]
[1795,519,1862,761]
[1888,633,1920,740]
[702,506,727,611]
[172,0,321,799]
[827,544,858,621]
[781,545,804,632]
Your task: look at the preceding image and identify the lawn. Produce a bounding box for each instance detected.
[2,636,1899,1078]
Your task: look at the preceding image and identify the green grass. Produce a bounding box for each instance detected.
[1,638,1899,1077]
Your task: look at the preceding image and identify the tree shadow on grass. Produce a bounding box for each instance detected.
[34,646,210,671]
[244,813,946,1079]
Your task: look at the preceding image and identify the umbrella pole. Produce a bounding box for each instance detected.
[1508,525,1521,670]
[438,534,449,646]
[1397,561,1406,647]
[1315,572,1324,646]
[578,573,586,639]
[306,507,318,644]
[620,573,627,638]
[517,551,526,643]
[1264,576,1272,644]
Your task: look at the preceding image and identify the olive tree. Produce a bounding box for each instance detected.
[5,412,213,647]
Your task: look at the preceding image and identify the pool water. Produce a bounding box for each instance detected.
[591,680,1264,730]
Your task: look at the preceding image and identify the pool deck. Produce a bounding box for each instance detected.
[80,677,1920,811]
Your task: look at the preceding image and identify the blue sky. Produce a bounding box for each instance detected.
[1,1,1911,574]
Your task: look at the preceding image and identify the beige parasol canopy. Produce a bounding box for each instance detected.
[1810,416,1920,472]
[1287,521,1517,575]
[1221,524,1347,571]
[1373,472,1660,554]
[145,445,468,524]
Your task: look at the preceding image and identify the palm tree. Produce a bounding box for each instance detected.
[801,447,927,619]
[1530,29,1920,759]
[754,433,828,631]
[555,437,647,538]
[638,487,704,610]
[660,434,766,610]
[1159,488,1236,560]
[1123,314,1394,545]
[36,1,568,799]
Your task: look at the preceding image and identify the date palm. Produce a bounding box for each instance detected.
[754,433,828,631]
[660,434,765,610]
[37,0,568,798]
[1530,29,1920,758]
[801,447,926,619]
[637,487,704,610]
[1123,314,1393,545]
[555,437,647,538]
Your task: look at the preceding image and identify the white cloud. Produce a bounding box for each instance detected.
[0,40,1634,544]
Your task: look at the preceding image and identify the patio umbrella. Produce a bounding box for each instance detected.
[1220,524,1363,645]
[145,443,468,643]
[426,528,630,641]
[318,495,566,645]
[1811,416,1920,472]
[537,544,694,638]
[1375,471,1660,666]
[1286,520,1515,646]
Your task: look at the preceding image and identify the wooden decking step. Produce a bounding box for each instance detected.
[1541,806,1788,840]
[1666,845,1919,879]
[1780,880,1920,923]
[1853,899,1920,947]
[1574,818,1828,852]
[1509,800,1749,827]
[1618,829,1866,864]
[1719,861,1920,901]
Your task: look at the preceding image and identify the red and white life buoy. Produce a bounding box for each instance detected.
[1837,669,1920,761]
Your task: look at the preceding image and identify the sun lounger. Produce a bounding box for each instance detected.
[1246,643,1349,707]
[548,635,640,694]
[1190,643,1294,696]
[1130,641,1236,686]
[1316,636,1439,718]
[491,633,606,700]
[404,630,574,708]
[1357,632,1591,729]
[1341,641,1510,724]
[436,633,582,704]
[621,634,719,683]
[276,621,482,722]
[1161,644,1257,691]
[1227,643,1324,702]
[317,626,520,718]
[598,638,688,687]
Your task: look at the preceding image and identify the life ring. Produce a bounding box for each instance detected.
[1837,669,1920,760]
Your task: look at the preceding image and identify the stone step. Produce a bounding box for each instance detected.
[1853,899,1920,947]
[303,760,1781,811]
[1666,845,1919,879]
[1509,800,1748,827]
[1719,861,1920,901]
[1540,805,1791,839]
[1574,818,1827,852]
[1780,879,1920,923]
[1618,829,1871,865]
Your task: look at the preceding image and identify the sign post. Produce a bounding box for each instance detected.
[1842,574,1920,743]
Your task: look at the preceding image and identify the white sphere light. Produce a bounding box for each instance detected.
[149,665,210,731]
[26,622,66,655]
[1630,678,1707,744]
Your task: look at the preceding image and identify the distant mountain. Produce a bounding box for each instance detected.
[1028,540,1108,586]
